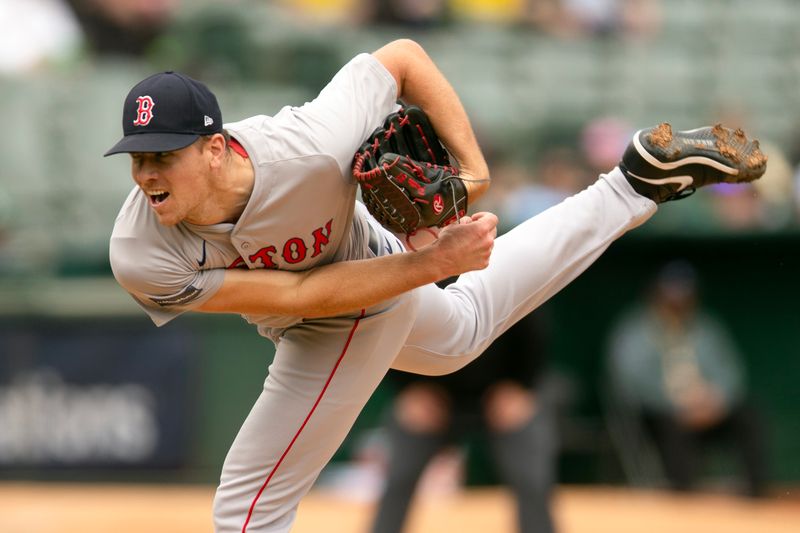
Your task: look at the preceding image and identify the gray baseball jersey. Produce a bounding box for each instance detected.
[110,53,401,337]
[109,54,657,532]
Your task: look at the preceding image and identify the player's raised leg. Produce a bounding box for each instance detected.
[393,166,653,375]
[392,124,767,375]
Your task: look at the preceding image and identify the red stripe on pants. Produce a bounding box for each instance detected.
[241,309,367,532]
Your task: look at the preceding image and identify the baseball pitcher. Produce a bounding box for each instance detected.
[105,39,766,532]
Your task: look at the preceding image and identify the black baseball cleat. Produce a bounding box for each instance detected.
[619,123,768,203]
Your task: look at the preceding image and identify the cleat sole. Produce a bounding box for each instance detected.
[636,123,767,183]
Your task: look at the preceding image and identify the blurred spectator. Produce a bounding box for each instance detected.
[706,104,794,231]
[449,0,523,25]
[64,0,180,58]
[606,261,768,497]
[499,146,591,227]
[282,0,449,27]
[580,116,632,178]
[522,0,662,39]
[370,0,449,27]
[561,0,662,38]
[521,0,584,38]
[370,309,558,533]
[470,159,533,232]
[750,141,793,229]
[277,0,368,25]
[706,183,767,232]
[0,0,82,74]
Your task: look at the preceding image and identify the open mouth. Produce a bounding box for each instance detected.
[147,190,170,206]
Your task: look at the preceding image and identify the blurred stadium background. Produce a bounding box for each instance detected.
[1,0,799,531]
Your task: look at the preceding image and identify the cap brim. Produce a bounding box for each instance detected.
[103,132,201,156]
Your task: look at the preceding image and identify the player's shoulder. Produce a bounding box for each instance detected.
[110,189,193,257]
[110,188,196,291]
[224,115,277,159]
[111,187,163,243]
[225,110,333,164]
[225,53,395,173]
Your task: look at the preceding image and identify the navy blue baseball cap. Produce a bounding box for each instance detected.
[104,71,223,156]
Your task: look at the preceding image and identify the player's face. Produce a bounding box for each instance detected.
[130,144,213,226]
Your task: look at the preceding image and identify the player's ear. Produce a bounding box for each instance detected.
[203,133,228,167]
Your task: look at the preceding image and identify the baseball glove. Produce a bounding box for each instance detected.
[352,106,468,234]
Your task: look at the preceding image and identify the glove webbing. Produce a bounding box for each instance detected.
[413,122,439,163]
[384,110,438,163]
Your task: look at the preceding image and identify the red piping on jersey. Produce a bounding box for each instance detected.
[229,137,249,159]
[241,308,367,532]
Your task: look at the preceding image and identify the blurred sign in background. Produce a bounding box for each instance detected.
[0,319,193,470]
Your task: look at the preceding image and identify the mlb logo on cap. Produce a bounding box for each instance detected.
[104,71,223,156]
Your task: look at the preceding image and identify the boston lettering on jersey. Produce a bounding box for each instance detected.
[227,219,333,269]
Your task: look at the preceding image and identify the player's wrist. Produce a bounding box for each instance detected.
[457,163,491,203]
[414,243,453,281]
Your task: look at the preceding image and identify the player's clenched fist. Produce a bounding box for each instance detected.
[426,211,498,278]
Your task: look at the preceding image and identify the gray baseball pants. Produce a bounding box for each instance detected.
[212,168,656,532]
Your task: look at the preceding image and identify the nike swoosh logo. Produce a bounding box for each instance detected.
[197,240,207,267]
[627,171,694,192]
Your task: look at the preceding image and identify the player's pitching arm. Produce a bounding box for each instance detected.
[196,212,497,319]
[373,39,490,203]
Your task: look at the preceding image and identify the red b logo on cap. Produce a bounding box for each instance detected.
[133,96,155,126]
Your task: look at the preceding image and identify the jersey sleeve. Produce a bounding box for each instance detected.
[110,233,225,327]
[289,53,398,176]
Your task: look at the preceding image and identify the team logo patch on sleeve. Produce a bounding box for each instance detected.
[149,285,203,307]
